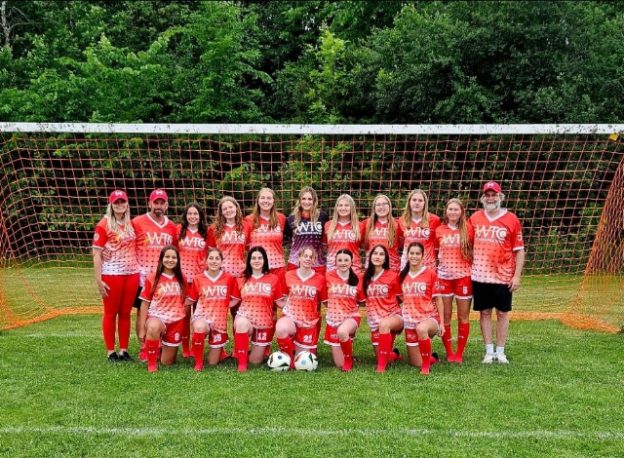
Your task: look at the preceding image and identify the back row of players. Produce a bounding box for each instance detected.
[93,183,524,374]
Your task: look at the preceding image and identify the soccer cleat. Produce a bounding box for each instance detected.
[107,352,119,363]
[496,353,509,364]
[219,348,231,362]
[388,348,402,362]
[449,354,463,364]
[482,353,495,364]
[430,352,440,365]
[118,351,133,362]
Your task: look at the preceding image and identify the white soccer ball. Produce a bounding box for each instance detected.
[294,351,318,371]
[267,351,291,372]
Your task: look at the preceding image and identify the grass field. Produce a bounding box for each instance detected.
[1,315,623,457]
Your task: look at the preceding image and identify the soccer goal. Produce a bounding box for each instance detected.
[0,123,622,332]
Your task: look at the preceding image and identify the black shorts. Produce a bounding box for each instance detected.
[133,289,143,309]
[472,281,512,312]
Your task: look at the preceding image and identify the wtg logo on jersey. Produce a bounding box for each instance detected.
[367,284,389,298]
[201,285,228,299]
[243,282,272,296]
[290,284,317,298]
[221,230,245,244]
[402,281,427,295]
[257,223,282,234]
[295,221,323,235]
[440,233,460,246]
[329,283,358,298]
[474,225,507,242]
[157,282,182,296]
[179,236,206,249]
[145,232,174,246]
[405,227,430,239]
[333,229,357,242]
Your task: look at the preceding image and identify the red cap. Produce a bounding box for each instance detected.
[108,190,128,204]
[149,189,168,203]
[482,181,502,193]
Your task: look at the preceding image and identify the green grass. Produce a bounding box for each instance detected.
[0,316,623,457]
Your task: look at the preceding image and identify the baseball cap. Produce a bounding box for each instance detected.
[482,181,502,193]
[149,189,168,203]
[109,190,128,204]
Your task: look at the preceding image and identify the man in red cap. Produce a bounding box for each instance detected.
[132,189,178,350]
[469,181,525,364]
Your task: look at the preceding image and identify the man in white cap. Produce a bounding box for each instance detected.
[469,181,525,364]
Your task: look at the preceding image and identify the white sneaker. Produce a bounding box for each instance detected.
[482,353,495,364]
[496,353,509,364]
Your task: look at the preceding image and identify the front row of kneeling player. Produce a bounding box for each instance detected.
[139,242,446,375]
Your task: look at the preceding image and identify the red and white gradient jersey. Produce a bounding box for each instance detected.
[187,271,241,334]
[324,270,365,327]
[399,214,441,270]
[140,273,185,324]
[246,213,287,269]
[365,269,402,329]
[401,267,441,326]
[206,221,251,278]
[177,226,208,284]
[132,214,178,286]
[324,221,363,273]
[469,210,524,284]
[361,218,403,272]
[435,222,474,280]
[93,218,139,275]
[237,273,285,329]
[282,270,327,327]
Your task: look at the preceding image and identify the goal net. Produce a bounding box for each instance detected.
[1,123,622,332]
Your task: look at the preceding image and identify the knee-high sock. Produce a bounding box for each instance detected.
[234,332,249,372]
[277,336,295,368]
[456,322,470,360]
[146,338,160,373]
[442,323,454,359]
[192,332,206,371]
[418,338,432,375]
[376,333,392,373]
[340,339,354,372]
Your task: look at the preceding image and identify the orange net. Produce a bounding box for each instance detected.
[0,130,622,331]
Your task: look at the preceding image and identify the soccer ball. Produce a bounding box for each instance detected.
[267,351,291,372]
[294,351,318,371]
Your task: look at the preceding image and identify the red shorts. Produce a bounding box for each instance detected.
[294,324,320,349]
[370,326,404,346]
[438,276,473,299]
[251,326,275,347]
[208,330,229,348]
[149,317,185,347]
[323,317,361,346]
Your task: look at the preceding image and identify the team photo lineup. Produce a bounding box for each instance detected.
[93,182,525,375]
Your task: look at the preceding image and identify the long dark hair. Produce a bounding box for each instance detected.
[151,245,185,297]
[335,249,359,287]
[363,244,390,296]
[179,202,207,240]
[243,246,270,279]
[399,242,425,283]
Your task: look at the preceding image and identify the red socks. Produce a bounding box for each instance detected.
[145,339,160,372]
[234,332,249,372]
[455,322,470,363]
[340,339,354,372]
[376,333,392,373]
[191,332,206,371]
[181,315,191,358]
[277,337,295,368]
[442,323,454,361]
[418,338,432,375]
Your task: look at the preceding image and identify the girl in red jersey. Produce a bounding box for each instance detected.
[177,202,209,357]
[323,249,366,372]
[275,246,327,366]
[233,246,285,372]
[93,190,140,362]
[363,244,403,373]
[399,189,441,271]
[138,246,188,372]
[186,248,241,371]
[400,242,444,375]
[325,194,363,273]
[361,194,403,273]
[435,198,474,363]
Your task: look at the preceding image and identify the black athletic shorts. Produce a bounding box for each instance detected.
[472,281,512,312]
[133,289,143,309]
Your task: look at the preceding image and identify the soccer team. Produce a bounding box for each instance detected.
[92,182,525,374]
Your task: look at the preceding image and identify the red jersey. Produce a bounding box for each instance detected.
[401,267,441,326]
[282,270,327,327]
[246,213,286,269]
[206,221,251,278]
[237,273,285,329]
[177,226,208,284]
[399,214,441,270]
[361,218,403,272]
[325,220,363,273]
[435,223,474,280]
[187,271,241,333]
[93,218,138,275]
[132,213,178,286]
[139,273,185,324]
[469,210,524,284]
[324,270,365,327]
[365,269,402,329]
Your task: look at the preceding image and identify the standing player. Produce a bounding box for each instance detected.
[233,246,286,372]
[138,246,187,372]
[400,242,444,375]
[325,194,363,273]
[323,249,365,372]
[469,182,524,364]
[177,202,209,357]
[186,248,241,371]
[132,189,178,349]
[361,194,403,272]
[284,187,329,273]
[275,246,327,366]
[92,190,140,362]
[363,245,403,373]
[399,189,441,271]
[435,198,474,363]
